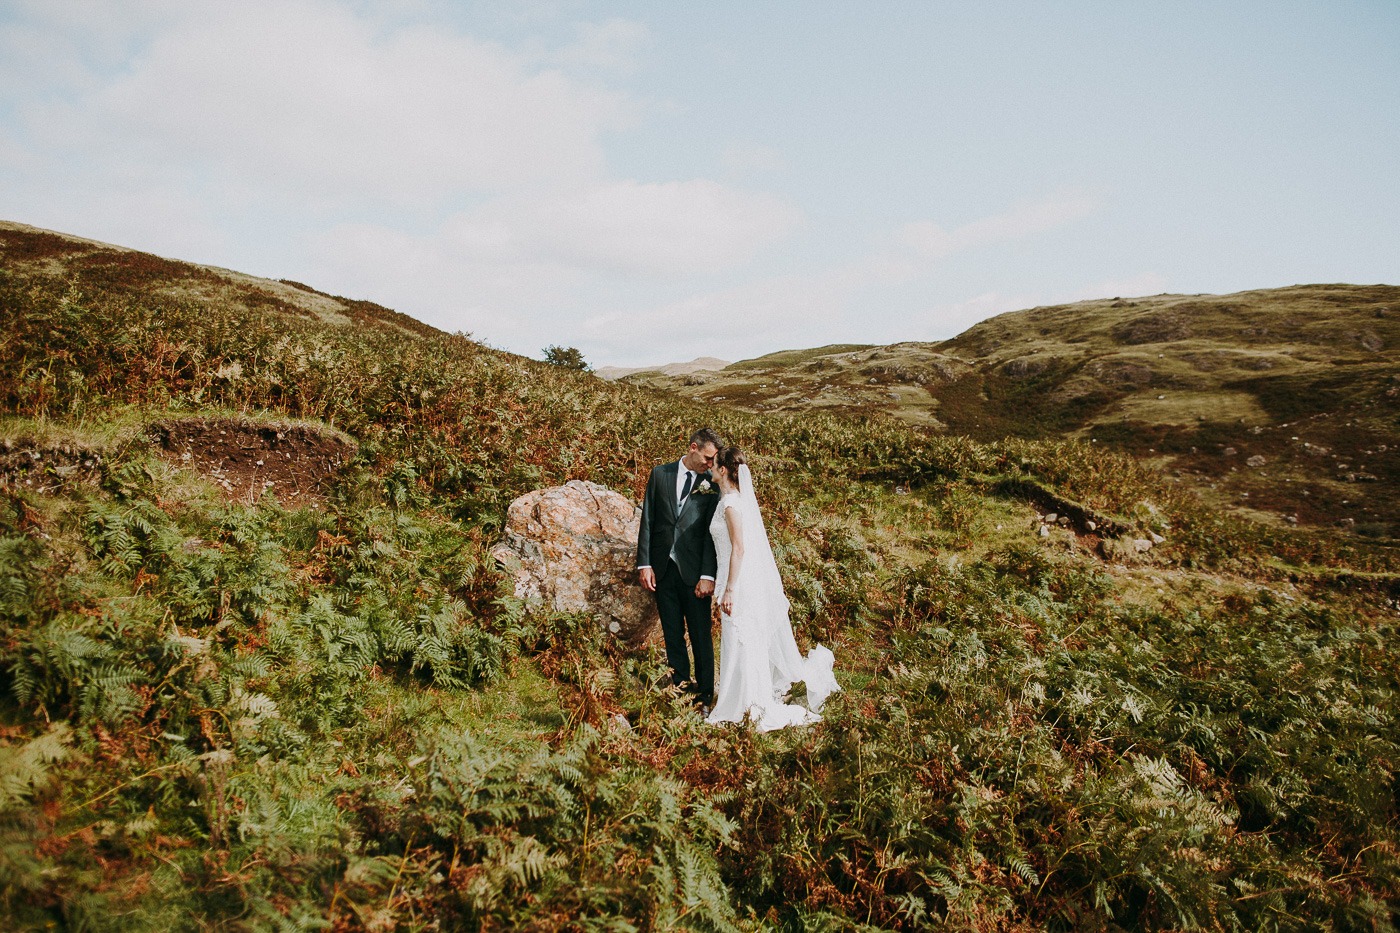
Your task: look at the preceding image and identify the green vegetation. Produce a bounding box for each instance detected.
[0,224,1397,929]
[543,346,591,372]
[628,287,1400,539]
[723,344,878,371]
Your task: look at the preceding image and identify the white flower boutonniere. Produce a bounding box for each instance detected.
[690,479,717,496]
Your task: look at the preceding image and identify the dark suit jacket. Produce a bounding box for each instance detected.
[636,462,720,586]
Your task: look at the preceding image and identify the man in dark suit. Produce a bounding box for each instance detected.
[637,427,723,707]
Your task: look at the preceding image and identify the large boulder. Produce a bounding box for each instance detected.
[491,480,658,643]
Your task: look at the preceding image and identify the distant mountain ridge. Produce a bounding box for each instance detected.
[595,356,731,381]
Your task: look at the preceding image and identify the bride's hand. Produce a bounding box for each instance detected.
[719,590,734,615]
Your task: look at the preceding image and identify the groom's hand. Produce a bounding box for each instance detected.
[639,567,656,592]
[694,579,715,598]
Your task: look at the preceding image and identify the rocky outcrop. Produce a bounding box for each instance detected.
[1112,311,1190,346]
[1001,356,1051,378]
[491,481,657,644]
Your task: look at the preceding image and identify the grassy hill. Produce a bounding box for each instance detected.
[1,222,1398,929]
[625,286,1400,541]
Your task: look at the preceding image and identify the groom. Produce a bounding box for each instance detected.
[637,427,723,707]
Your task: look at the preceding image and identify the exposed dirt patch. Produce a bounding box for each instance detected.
[150,418,355,505]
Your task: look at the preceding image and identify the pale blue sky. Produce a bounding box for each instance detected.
[2,1,1397,365]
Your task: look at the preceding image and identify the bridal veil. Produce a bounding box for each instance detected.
[718,464,839,723]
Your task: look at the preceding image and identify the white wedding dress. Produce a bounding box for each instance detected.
[705,464,839,732]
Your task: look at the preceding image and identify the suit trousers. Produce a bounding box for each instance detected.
[654,559,714,700]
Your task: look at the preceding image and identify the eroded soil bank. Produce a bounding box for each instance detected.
[149,417,355,505]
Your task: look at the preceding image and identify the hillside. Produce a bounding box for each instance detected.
[626,286,1400,538]
[1,222,1398,929]
[0,220,442,339]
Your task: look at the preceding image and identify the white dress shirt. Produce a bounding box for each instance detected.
[639,459,715,581]
[676,461,696,506]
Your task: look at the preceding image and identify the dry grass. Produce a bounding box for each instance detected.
[1104,389,1271,428]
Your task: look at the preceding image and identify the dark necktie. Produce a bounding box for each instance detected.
[679,470,694,506]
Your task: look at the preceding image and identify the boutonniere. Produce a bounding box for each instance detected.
[690,479,717,496]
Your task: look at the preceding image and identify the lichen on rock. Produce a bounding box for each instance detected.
[492,480,658,644]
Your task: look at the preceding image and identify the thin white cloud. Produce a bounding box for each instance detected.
[722,142,787,175]
[548,18,650,73]
[809,190,1106,295]
[305,176,803,345]
[582,271,847,362]
[578,192,1111,362]
[455,180,801,276]
[897,191,1102,261]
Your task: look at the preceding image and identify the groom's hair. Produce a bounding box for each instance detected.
[689,427,724,450]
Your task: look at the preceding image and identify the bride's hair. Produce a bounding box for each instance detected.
[715,445,746,489]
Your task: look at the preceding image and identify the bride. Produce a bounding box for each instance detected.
[705,446,839,731]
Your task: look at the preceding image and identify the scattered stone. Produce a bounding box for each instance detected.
[1038,525,1050,538]
[492,480,657,644]
[1223,447,1237,456]
[1043,512,1058,523]
[1112,312,1190,345]
[1149,532,1166,545]
[1002,356,1049,378]
[1086,520,1097,532]
[1246,455,1267,467]
[0,442,105,493]
[1133,538,1154,553]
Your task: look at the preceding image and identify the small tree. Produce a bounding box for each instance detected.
[542,345,590,372]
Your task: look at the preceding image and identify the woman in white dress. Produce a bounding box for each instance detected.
[705,446,839,732]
